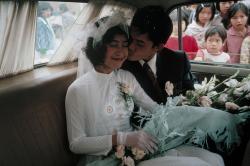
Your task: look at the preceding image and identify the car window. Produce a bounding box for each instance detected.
[165,1,250,68]
[35,1,86,65]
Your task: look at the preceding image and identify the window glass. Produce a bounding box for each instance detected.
[165,1,250,67]
[35,1,86,65]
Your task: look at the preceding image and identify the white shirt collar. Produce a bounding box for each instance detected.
[139,54,157,75]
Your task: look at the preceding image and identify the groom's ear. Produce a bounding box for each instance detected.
[154,43,164,52]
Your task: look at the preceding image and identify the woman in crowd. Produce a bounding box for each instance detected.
[35,2,56,54]
[240,35,250,64]
[185,3,216,48]
[212,1,236,28]
[223,2,250,64]
[165,9,198,60]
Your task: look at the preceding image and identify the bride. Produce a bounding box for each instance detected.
[65,13,236,166]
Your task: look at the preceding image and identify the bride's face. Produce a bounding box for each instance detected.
[102,34,128,72]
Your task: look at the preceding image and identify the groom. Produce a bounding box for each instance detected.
[122,5,225,166]
[122,5,195,104]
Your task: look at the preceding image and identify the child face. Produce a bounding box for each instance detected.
[205,33,223,55]
[219,1,234,15]
[198,7,212,26]
[103,34,128,72]
[230,10,248,31]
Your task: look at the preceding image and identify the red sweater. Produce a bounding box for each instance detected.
[165,35,198,60]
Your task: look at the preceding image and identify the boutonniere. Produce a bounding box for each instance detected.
[165,81,174,96]
[117,82,134,111]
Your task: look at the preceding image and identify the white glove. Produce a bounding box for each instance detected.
[117,130,158,154]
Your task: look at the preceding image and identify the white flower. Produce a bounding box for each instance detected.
[131,147,146,160]
[225,102,240,110]
[115,145,125,159]
[233,88,244,97]
[123,156,135,166]
[224,79,239,88]
[218,93,228,103]
[165,81,174,96]
[207,91,218,98]
[246,93,250,99]
[241,82,250,92]
[198,96,212,107]
[194,76,217,94]
[233,82,250,96]
[207,76,217,91]
[194,78,207,91]
[194,77,208,90]
[120,83,131,95]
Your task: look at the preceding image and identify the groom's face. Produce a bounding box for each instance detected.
[128,27,158,61]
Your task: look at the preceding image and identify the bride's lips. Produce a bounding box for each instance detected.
[112,56,126,61]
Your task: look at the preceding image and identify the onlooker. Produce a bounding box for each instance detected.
[59,4,76,34]
[36,2,56,54]
[196,26,230,63]
[185,3,216,48]
[223,3,250,63]
[212,1,235,28]
[183,4,198,24]
[240,35,250,64]
[165,9,198,60]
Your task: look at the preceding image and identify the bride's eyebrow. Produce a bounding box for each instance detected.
[110,39,128,43]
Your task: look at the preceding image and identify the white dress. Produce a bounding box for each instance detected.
[66,69,158,155]
[66,69,224,166]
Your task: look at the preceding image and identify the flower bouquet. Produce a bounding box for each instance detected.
[87,72,250,166]
[87,145,147,166]
[114,145,147,166]
[181,70,250,112]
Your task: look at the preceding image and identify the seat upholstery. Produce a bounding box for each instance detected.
[0,68,79,166]
[241,139,250,166]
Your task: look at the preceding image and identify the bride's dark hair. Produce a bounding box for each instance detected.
[84,23,129,67]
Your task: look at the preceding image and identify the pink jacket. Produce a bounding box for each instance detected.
[223,26,250,64]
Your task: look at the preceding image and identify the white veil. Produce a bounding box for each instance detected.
[75,0,135,78]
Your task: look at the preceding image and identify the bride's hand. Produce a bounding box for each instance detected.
[117,130,158,154]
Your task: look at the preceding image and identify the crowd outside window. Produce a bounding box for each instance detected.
[185,3,216,49]
[59,4,76,37]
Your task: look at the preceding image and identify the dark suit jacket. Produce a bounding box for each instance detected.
[122,48,194,104]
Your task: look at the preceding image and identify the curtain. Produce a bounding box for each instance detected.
[48,0,136,76]
[0,1,36,78]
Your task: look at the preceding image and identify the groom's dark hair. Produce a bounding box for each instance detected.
[131,5,173,46]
